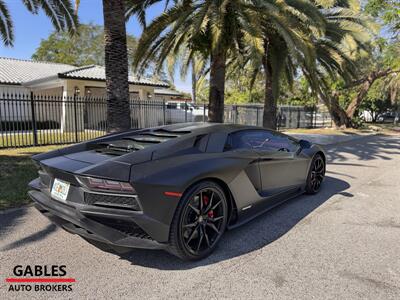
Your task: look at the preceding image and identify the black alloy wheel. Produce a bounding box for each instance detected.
[169,181,228,260]
[306,154,325,194]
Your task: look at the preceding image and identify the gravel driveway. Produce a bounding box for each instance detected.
[1,134,400,299]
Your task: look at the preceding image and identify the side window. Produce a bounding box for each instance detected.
[267,133,299,152]
[226,130,299,152]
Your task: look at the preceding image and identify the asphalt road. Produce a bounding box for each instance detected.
[1,134,400,299]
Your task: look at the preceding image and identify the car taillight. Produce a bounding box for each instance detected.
[76,176,136,193]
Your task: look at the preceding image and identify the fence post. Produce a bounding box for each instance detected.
[314,107,317,128]
[234,106,238,124]
[184,99,188,122]
[74,94,78,143]
[276,107,280,131]
[297,107,301,128]
[256,107,259,126]
[0,93,3,134]
[30,92,38,146]
[163,99,166,125]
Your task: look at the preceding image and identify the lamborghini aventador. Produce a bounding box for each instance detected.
[28,123,326,260]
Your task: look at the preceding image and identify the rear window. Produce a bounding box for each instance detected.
[95,129,190,155]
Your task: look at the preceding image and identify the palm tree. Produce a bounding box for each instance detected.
[132,0,255,123]
[73,0,165,133]
[232,1,326,129]
[75,0,164,133]
[0,0,77,46]
[101,0,131,132]
[76,0,131,133]
[233,0,371,129]
[302,5,374,127]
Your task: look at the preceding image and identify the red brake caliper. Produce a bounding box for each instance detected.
[203,195,214,218]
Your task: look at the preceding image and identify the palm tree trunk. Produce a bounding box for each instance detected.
[191,59,197,104]
[103,0,130,133]
[262,40,276,130]
[208,47,226,123]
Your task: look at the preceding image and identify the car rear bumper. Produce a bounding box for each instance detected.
[28,179,168,250]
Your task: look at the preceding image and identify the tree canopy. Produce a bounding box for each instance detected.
[32,23,137,67]
[365,0,400,33]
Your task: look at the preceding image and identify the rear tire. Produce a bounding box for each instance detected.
[168,181,228,260]
[305,154,325,194]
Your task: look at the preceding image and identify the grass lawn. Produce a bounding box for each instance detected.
[367,123,400,134]
[0,130,105,148]
[284,124,400,135]
[0,145,64,210]
[283,127,366,135]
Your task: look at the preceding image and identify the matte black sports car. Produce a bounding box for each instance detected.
[28,123,326,260]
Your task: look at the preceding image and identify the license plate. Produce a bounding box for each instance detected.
[51,179,70,202]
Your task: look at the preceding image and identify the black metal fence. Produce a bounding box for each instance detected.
[225,105,332,129]
[0,93,332,148]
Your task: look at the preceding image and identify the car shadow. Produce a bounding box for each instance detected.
[90,175,350,270]
[1,224,57,251]
[0,207,28,238]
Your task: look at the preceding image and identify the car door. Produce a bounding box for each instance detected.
[231,129,308,197]
[224,133,263,193]
[256,131,309,196]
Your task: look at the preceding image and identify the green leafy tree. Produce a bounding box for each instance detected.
[279,77,316,107]
[0,0,77,46]
[225,66,264,104]
[365,0,400,33]
[319,37,400,127]
[32,24,137,68]
[360,78,392,121]
[299,2,377,128]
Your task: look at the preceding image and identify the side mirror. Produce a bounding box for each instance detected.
[297,139,312,154]
[299,139,312,149]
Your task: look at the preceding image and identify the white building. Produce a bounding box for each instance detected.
[0,57,182,131]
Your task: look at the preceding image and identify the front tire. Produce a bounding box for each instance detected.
[305,154,325,194]
[168,181,228,260]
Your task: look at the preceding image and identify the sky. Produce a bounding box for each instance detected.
[0,0,192,93]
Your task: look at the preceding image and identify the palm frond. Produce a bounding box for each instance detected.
[0,0,13,46]
[29,0,78,34]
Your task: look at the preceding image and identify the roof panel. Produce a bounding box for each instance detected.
[59,65,169,87]
[0,57,75,85]
[0,57,169,88]
[154,88,182,96]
